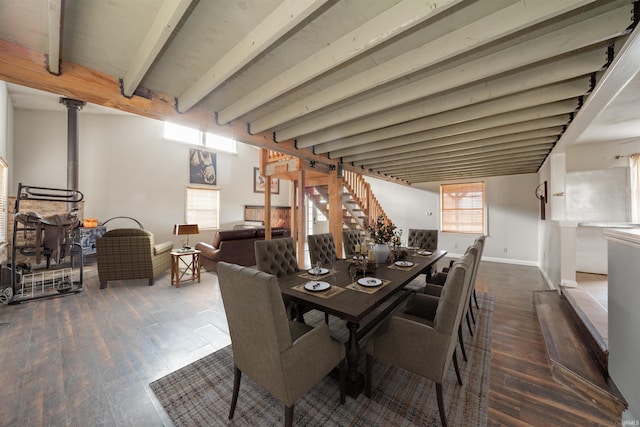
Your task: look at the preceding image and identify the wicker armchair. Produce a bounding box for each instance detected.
[96,228,173,288]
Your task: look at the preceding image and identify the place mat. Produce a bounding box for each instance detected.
[387,262,418,272]
[298,269,336,280]
[292,283,345,298]
[346,278,391,294]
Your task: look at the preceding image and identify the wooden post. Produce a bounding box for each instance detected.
[260,149,272,239]
[328,167,343,258]
[296,168,306,269]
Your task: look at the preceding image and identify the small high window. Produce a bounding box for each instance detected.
[164,122,236,153]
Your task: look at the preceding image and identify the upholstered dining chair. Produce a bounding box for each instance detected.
[254,237,299,277]
[365,253,473,427]
[217,262,346,427]
[255,237,328,323]
[307,233,339,266]
[342,230,363,258]
[425,243,481,362]
[408,228,438,280]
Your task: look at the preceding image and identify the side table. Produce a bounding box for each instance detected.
[170,249,201,288]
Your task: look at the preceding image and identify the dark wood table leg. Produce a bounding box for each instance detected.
[345,321,364,398]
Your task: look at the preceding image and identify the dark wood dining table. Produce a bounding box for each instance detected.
[278,248,447,397]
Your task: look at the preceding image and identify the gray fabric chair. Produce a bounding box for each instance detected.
[425,243,482,362]
[408,228,438,280]
[308,233,339,266]
[254,237,299,277]
[217,262,346,426]
[365,253,473,427]
[255,237,327,323]
[342,230,363,258]
[407,229,438,251]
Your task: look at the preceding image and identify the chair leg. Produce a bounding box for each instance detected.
[468,298,476,325]
[473,288,479,309]
[229,366,242,419]
[339,358,346,404]
[365,354,373,398]
[100,281,107,289]
[452,349,463,386]
[436,383,448,427]
[285,404,294,427]
[466,312,474,337]
[458,325,468,362]
[325,312,329,324]
[148,278,154,286]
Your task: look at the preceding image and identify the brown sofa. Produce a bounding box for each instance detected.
[195,228,291,272]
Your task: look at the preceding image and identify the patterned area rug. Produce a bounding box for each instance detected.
[150,292,494,426]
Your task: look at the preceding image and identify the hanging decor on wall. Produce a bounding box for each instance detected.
[253,167,279,194]
[190,148,216,185]
[535,181,547,220]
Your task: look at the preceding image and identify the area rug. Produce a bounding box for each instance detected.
[150,292,494,426]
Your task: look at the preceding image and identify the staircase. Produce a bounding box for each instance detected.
[534,289,627,416]
[305,170,392,236]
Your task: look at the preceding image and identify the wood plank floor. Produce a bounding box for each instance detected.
[0,259,619,426]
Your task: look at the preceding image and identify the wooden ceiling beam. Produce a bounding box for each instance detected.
[295,47,607,147]
[275,5,630,140]
[0,39,409,186]
[253,0,595,135]
[218,0,461,125]
[330,102,575,159]
[346,116,569,164]
[122,0,193,97]
[314,81,585,154]
[177,0,328,113]
[46,0,63,75]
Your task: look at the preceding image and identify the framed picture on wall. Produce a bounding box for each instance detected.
[253,167,279,194]
[190,148,217,185]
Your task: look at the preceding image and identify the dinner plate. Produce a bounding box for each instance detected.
[307,267,329,275]
[357,277,382,287]
[304,281,331,292]
[417,250,433,256]
[394,260,414,267]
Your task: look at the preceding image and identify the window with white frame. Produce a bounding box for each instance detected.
[186,186,220,230]
[441,181,486,234]
[164,122,236,153]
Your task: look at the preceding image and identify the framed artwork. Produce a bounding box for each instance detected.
[190,148,217,185]
[253,167,279,194]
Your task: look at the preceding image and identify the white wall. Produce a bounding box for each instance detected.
[11,109,290,245]
[367,173,540,265]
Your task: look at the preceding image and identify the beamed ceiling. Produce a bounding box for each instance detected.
[1,0,639,185]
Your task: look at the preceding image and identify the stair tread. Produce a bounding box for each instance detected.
[534,291,626,409]
[562,287,608,351]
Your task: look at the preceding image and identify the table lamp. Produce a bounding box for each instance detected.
[173,224,199,250]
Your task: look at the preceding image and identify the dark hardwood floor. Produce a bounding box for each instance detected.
[0,259,619,426]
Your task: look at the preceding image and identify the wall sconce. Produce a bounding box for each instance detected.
[173,224,199,250]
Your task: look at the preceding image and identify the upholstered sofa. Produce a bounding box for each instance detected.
[195,227,291,272]
[96,228,173,288]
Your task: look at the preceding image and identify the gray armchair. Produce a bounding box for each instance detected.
[217,262,346,426]
[342,230,363,258]
[96,228,173,288]
[365,253,473,427]
[307,233,338,266]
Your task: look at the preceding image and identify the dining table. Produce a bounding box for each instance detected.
[278,248,447,397]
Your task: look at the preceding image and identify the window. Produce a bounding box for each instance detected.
[441,181,486,234]
[0,158,7,244]
[186,186,220,230]
[630,154,640,222]
[164,122,236,153]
